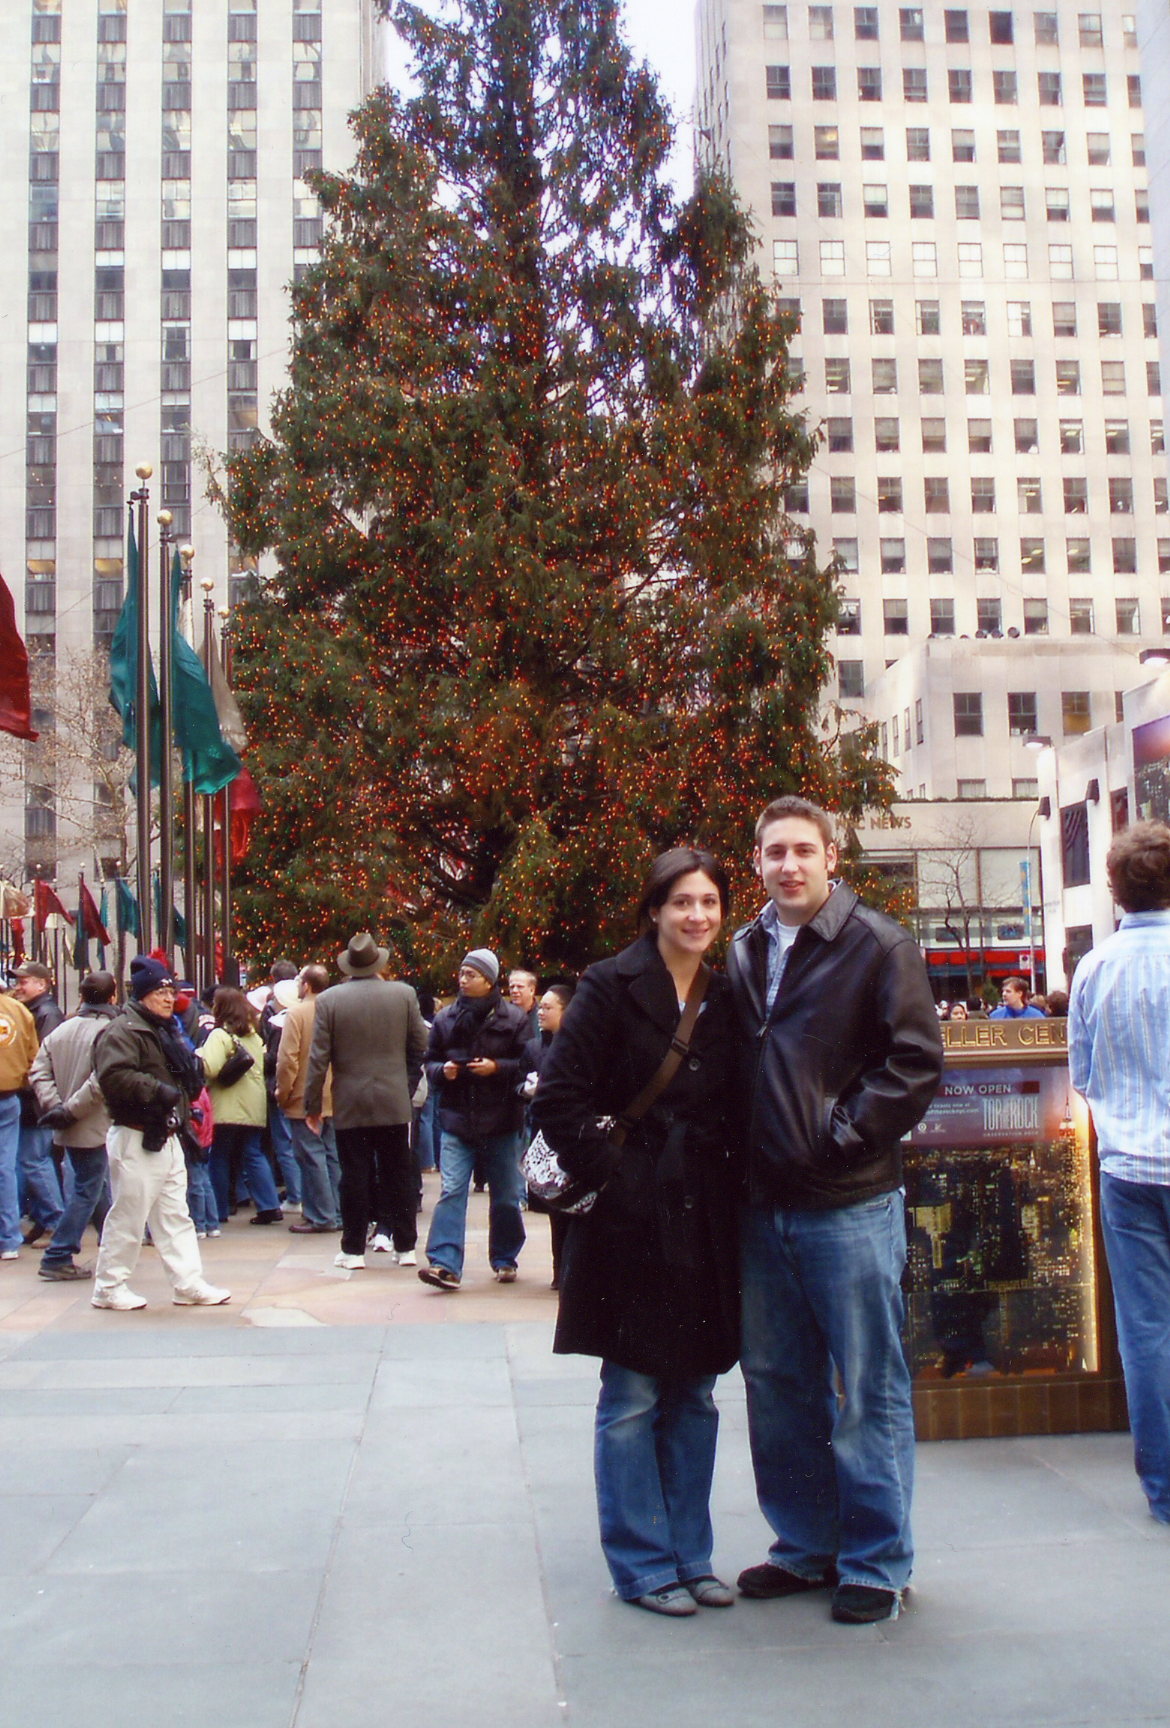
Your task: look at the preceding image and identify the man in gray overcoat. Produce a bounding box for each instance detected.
[304,932,429,1270]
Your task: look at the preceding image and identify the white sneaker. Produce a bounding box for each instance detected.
[91,1286,148,1311]
[396,1250,418,1267]
[334,1251,365,1270]
[370,1233,393,1253]
[0,1250,19,1261]
[173,1284,232,1306]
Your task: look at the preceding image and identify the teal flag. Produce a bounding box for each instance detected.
[108,516,162,783]
[169,551,241,794]
[152,871,188,950]
[73,879,87,974]
[115,874,140,940]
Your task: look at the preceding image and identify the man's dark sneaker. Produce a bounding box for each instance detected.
[831,1584,900,1624]
[737,1562,837,1599]
[418,1264,460,1291]
[38,1262,92,1281]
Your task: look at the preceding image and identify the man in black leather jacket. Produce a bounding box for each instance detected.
[727,796,943,1626]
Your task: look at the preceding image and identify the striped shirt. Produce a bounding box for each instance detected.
[1068,909,1170,1185]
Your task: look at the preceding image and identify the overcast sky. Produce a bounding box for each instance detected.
[382,2,699,193]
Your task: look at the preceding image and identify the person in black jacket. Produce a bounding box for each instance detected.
[727,796,943,1626]
[533,849,741,1619]
[418,949,531,1291]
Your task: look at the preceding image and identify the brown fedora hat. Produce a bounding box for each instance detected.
[337,932,389,977]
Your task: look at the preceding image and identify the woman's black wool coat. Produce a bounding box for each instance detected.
[531,932,742,1382]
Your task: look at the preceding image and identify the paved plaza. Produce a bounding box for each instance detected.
[1,1179,1168,1727]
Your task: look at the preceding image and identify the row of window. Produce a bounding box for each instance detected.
[822,415,1164,458]
[815,354,1161,397]
[775,181,1146,224]
[775,122,1145,167]
[808,297,1156,341]
[808,472,1167,514]
[843,594,1161,640]
[951,689,1121,740]
[766,63,1140,106]
[760,5,1136,50]
[834,536,1167,576]
[777,237,1153,282]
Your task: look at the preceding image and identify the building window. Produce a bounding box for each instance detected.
[968,419,992,453]
[837,596,861,635]
[927,537,952,572]
[1055,361,1080,395]
[1001,187,1025,220]
[977,597,1002,634]
[957,243,982,279]
[924,476,949,512]
[965,359,989,393]
[820,240,845,275]
[1113,538,1137,573]
[919,359,944,394]
[827,417,853,452]
[877,476,903,511]
[866,241,892,277]
[1101,360,1126,396]
[869,298,894,334]
[906,127,930,160]
[883,599,909,635]
[814,125,839,158]
[811,65,837,99]
[817,183,842,219]
[912,242,937,278]
[961,301,986,336]
[922,418,946,453]
[863,183,888,217]
[825,358,851,392]
[974,537,999,570]
[768,125,794,159]
[822,297,847,334]
[1062,805,1091,884]
[1005,302,1032,339]
[1008,693,1038,735]
[951,128,975,162]
[858,66,882,101]
[955,185,980,220]
[766,64,791,99]
[875,418,900,452]
[1150,362,1163,395]
[1062,693,1091,737]
[1069,597,1094,631]
[949,69,973,103]
[1020,538,1046,571]
[972,477,996,512]
[872,358,898,394]
[763,4,789,36]
[773,239,798,277]
[1023,598,1049,636]
[1015,418,1039,454]
[998,129,1022,163]
[1063,477,1088,513]
[916,300,940,335]
[1038,72,1062,105]
[1109,477,1133,514]
[945,11,969,42]
[809,5,834,37]
[855,6,879,36]
[993,70,1017,104]
[1091,190,1115,223]
[1082,73,1107,107]
[1087,133,1110,166]
[880,537,906,571]
[1116,599,1140,635]
[1003,244,1028,280]
[1018,477,1042,514]
[903,68,928,102]
[1078,12,1103,46]
[839,660,865,699]
[1011,360,1035,395]
[1042,131,1066,165]
[909,184,934,218]
[953,693,983,736]
[931,598,956,634]
[830,476,856,511]
[834,539,859,573]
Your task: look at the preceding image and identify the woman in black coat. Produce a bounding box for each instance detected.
[532,849,741,1618]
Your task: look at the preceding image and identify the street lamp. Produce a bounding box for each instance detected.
[200,576,217,991]
[129,463,153,951]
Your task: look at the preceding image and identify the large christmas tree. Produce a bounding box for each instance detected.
[224,0,891,978]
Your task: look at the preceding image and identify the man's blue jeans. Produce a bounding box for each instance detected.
[741,1191,916,1592]
[425,1129,525,1276]
[18,1121,63,1234]
[42,1148,109,1268]
[594,1361,720,1598]
[289,1116,341,1227]
[0,1095,22,1253]
[268,1104,301,1205]
[1099,1172,1170,1522]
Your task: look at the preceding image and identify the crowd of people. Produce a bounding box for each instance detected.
[2,796,1169,1623]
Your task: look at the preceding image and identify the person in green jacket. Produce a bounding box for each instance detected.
[200,988,282,1225]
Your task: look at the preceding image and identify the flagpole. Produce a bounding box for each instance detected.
[130,466,153,952]
[157,510,176,960]
[178,544,199,984]
[218,605,237,986]
[201,577,217,991]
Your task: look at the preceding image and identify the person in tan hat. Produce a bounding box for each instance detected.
[304,934,429,1270]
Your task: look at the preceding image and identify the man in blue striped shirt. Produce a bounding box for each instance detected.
[1069,820,1170,1526]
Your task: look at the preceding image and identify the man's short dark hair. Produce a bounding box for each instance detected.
[270,960,298,982]
[1107,821,1170,913]
[754,796,836,848]
[80,970,117,1005]
[301,965,329,995]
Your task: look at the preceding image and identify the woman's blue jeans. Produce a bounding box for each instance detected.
[209,1124,280,1221]
[594,1360,720,1599]
[741,1191,916,1592]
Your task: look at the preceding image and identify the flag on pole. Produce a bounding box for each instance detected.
[0,571,38,742]
[74,878,111,971]
[213,765,261,866]
[98,885,109,968]
[204,620,248,753]
[34,879,74,934]
[114,875,140,940]
[152,872,188,949]
[169,551,242,794]
[108,515,162,781]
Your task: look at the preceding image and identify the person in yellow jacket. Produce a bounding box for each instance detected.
[0,991,39,1258]
[199,987,282,1225]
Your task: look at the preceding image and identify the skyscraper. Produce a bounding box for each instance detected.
[696,0,1164,803]
[0,0,378,881]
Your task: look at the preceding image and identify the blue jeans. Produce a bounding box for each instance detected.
[268,1104,301,1204]
[289,1116,341,1227]
[741,1192,916,1592]
[186,1160,220,1235]
[1099,1172,1170,1522]
[18,1121,64,1233]
[594,1361,720,1598]
[0,1095,22,1253]
[209,1123,281,1220]
[42,1148,109,1267]
[424,1129,525,1276]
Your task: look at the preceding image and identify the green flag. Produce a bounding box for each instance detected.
[152,870,188,948]
[169,551,242,794]
[115,874,140,940]
[108,515,162,782]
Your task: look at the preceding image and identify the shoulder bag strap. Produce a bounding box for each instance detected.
[609,964,711,1148]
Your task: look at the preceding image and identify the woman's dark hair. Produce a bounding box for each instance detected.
[635,848,730,932]
[212,986,256,1036]
[542,982,576,1010]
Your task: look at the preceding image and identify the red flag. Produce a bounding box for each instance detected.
[80,881,110,944]
[11,919,25,966]
[0,572,38,742]
[213,766,261,867]
[34,879,73,933]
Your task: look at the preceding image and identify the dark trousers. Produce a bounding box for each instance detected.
[335,1123,417,1257]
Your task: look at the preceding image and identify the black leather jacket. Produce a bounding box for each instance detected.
[727,884,944,1210]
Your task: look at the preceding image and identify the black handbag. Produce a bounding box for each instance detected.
[215,1036,255,1088]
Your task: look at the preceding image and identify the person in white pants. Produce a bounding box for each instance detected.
[92,955,230,1311]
